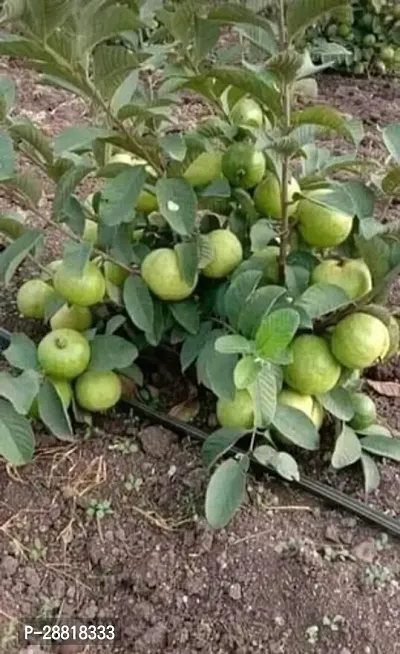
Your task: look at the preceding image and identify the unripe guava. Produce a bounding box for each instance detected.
[254,172,300,220]
[331,312,390,369]
[222,143,265,189]
[183,151,223,187]
[17,279,55,319]
[75,370,122,412]
[141,248,198,301]
[201,230,243,278]
[216,389,254,429]
[54,262,105,307]
[296,190,353,248]
[230,97,264,128]
[82,219,99,245]
[311,258,372,300]
[284,334,341,395]
[350,392,376,430]
[50,304,92,332]
[104,261,129,288]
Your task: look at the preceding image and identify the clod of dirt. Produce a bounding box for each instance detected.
[54,645,85,654]
[137,425,178,458]
[135,622,168,651]
[1,554,19,576]
[228,582,242,600]
[352,539,377,563]
[24,567,41,588]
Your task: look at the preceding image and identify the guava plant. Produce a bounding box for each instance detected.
[0,0,400,528]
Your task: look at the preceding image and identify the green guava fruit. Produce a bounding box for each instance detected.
[363,33,377,47]
[54,262,105,307]
[311,399,324,430]
[350,392,377,430]
[30,378,72,419]
[75,370,122,412]
[296,190,353,248]
[38,329,91,380]
[41,259,63,282]
[254,172,300,220]
[201,229,243,278]
[136,189,158,214]
[183,151,223,187]
[311,258,372,300]
[230,97,264,128]
[338,23,351,37]
[104,261,129,288]
[278,389,313,420]
[50,304,92,332]
[216,389,254,429]
[82,219,99,245]
[141,248,198,301]
[331,312,390,369]
[17,279,55,319]
[381,46,395,61]
[252,246,280,282]
[284,334,341,395]
[222,143,266,189]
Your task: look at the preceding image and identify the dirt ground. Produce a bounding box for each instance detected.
[1,58,400,654]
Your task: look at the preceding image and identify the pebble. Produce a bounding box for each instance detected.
[25,567,41,589]
[228,582,242,600]
[1,555,18,576]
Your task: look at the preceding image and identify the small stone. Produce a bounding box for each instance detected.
[87,541,103,566]
[136,623,168,650]
[1,555,18,576]
[353,539,376,563]
[325,525,340,543]
[55,645,85,654]
[138,426,178,459]
[340,648,352,654]
[51,578,66,599]
[228,583,242,600]
[84,601,98,619]
[25,567,41,588]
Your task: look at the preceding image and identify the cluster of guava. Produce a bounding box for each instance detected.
[16,261,122,416]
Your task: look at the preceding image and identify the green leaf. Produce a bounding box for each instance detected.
[92,44,139,102]
[180,321,212,371]
[160,134,187,162]
[354,235,391,284]
[0,399,35,465]
[0,130,15,180]
[295,283,349,319]
[89,335,137,371]
[291,106,357,142]
[382,123,400,161]
[356,424,392,438]
[119,363,143,386]
[273,405,319,450]
[205,456,248,528]
[360,435,400,462]
[250,220,276,252]
[38,378,74,441]
[238,286,287,338]
[287,0,349,41]
[105,315,126,336]
[235,23,278,57]
[0,76,16,116]
[317,387,355,421]
[224,270,262,331]
[156,178,196,236]
[255,309,299,361]
[54,126,116,155]
[170,300,200,335]
[215,335,253,355]
[344,180,375,219]
[197,330,237,400]
[285,265,310,299]
[252,364,277,428]
[9,119,53,164]
[83,5,143,52]
[9,170,42,207]
[0,229,42,285]
[123,275,154,334]
[111,70,139,114]
[202,427,247,467]
[331,424,362,469]
[0,370,40,415]
[3,333,38,371]
[193,17,220,64]
[0,212,26,240]
[174,241,198,286]
[53,163,93,219]
[253,444,277,467]
[99,167,146,227]
[276,452,300,482]
[207,3,277,39]
[382,166,400,196]
[234,356,261,389]
[361,452,380,494]
[62,240,92,277]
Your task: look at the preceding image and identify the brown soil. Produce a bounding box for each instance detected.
[1,61,400,654]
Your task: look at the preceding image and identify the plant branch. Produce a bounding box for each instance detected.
[277,0,291,285]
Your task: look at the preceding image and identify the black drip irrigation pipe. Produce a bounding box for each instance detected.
[1,328,400,538]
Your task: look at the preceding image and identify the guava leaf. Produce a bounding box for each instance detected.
[360,435,400,462]
[255,308,299,361]
[356,424,392,438]
[0,399,35,465]
[202,427,247,467]
[273,405,319,450]
[205,456,249,529]
[174,241,198,286]
[160,134,187,162]
[295,282,350,319]
[99,166,146,227]
[180,321,212,372]
[361,452,380,495]
[238,286,287,338]
[119,363,143,387]
[252,364,277,428]
[0,230,42,285]
[215,335,253,355]
[3,333,38,371]
[38,379,74,442]
[88,335,138,371]
[354,235,391,284]
[156,178,197,236]
[123,275,154,335]
[54,126,116,155]
[317,387,355,421]
[170,300,200,335]
[331,424,362,469]
[0,130,15,180]
[105,315,126,335]
[275,452,300,481]
[234,356,261,390]
[62,240,92,277]
[250,219,276,251]
[287,0,350,41]
[197,332,237,401]
[253,444,278,467]
[224,270,262,331]
[0,370,40,415]
[382,123,400,161]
